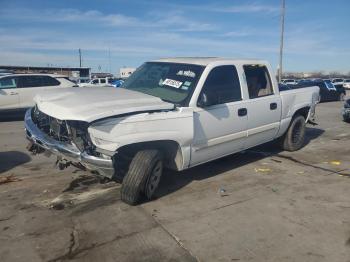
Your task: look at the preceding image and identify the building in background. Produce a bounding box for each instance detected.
[119,67,136,79]
[0,65,91,82]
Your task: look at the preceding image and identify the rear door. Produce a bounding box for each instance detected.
[0,76,20,110]
[243,64,282,148]
[17,75,61,108]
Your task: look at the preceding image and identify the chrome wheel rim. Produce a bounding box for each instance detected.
[146,161,162,198]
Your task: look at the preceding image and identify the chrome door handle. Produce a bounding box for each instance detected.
[9,92,18,95]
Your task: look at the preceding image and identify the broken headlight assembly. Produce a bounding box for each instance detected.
[68,121,94,153]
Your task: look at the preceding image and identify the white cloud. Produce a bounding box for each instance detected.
[212,3,279,14]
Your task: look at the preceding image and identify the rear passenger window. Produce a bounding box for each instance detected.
[42,76,60,86]
[200,65,241,106]
[244,65,273,99]
[20,76,43,88]
[100,79,106,84]
[19,76,60,88]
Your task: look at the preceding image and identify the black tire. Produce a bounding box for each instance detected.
[280,115,306,151]
[120,150,163,205]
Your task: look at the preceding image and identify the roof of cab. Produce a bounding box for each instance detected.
[152,57,267,66]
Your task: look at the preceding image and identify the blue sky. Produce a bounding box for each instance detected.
[0,0,349,74]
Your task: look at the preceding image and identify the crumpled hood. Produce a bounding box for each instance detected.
[34,87,174,122]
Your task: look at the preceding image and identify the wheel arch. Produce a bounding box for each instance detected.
[113,140,185,175]
[292,106,310,120]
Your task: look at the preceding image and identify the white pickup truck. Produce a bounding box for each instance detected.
[25,58,319,205]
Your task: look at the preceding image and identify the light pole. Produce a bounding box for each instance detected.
[79,48,82,68]
[278,0,285,83]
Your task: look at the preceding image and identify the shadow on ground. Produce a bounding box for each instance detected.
[156,126,325,199]
[0,110,26,122]
[0,151,31,173]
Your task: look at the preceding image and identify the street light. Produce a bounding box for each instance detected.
[278,0,286,83]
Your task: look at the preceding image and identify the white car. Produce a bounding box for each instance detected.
[25,58,319,205]
[0,74,76,112]
[78,77,113,87]
[282,79,298,85]
[343,79,350,90]
[331,78,344,85]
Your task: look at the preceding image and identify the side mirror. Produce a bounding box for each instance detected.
[197,93,210,108]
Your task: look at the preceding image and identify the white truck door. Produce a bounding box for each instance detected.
[191,65,248,166]
[243,64,282,148]
[18,76,62,108]
[0,76,20,110]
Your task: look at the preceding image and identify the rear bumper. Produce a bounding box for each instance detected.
[24,109,114,177]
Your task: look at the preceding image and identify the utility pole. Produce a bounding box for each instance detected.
[278,0,285,83]
[108,47,111,74]
[79,48,82,67]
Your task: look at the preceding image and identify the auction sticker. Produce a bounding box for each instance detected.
[162,78,183,89]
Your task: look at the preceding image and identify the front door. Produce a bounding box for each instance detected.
[191,65,248,166]
[0,76,20,110]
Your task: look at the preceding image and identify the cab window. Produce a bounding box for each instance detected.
[244,65,273,99]
[199,65,241,107]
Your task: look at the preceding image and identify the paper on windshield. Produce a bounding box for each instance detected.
[162,78,183,89]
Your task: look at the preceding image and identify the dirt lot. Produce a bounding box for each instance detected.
[0,101,349,262]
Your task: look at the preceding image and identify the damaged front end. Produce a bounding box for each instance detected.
[25,106,114,178]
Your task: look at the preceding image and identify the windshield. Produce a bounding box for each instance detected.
[122,62,204,106]
[325,81,336,90]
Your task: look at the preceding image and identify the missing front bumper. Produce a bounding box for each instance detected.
[24,108,115,178]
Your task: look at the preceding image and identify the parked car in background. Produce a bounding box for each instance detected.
[343,79,350,90]
[331,78,344,85]
[297,79,314,85]
[291,80,345,102]
[342,99,350,122]
[110,78,124,87]
[282,79,298,85]
[78,77,113,87]
[0,74,76,112]
[25,57,319,205]
[278,83,291,91]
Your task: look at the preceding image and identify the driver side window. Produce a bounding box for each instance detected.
[199,65,241,107]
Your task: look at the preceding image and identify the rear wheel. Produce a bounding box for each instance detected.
[120,150,163,205]
[280,115,306,151]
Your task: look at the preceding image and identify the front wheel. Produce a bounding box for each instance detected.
[280,115,306,151]
[120,150,163,205]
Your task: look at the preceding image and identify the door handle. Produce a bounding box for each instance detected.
[270,102,277,110]
[238,108,247,116]
[9,92,18,95]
